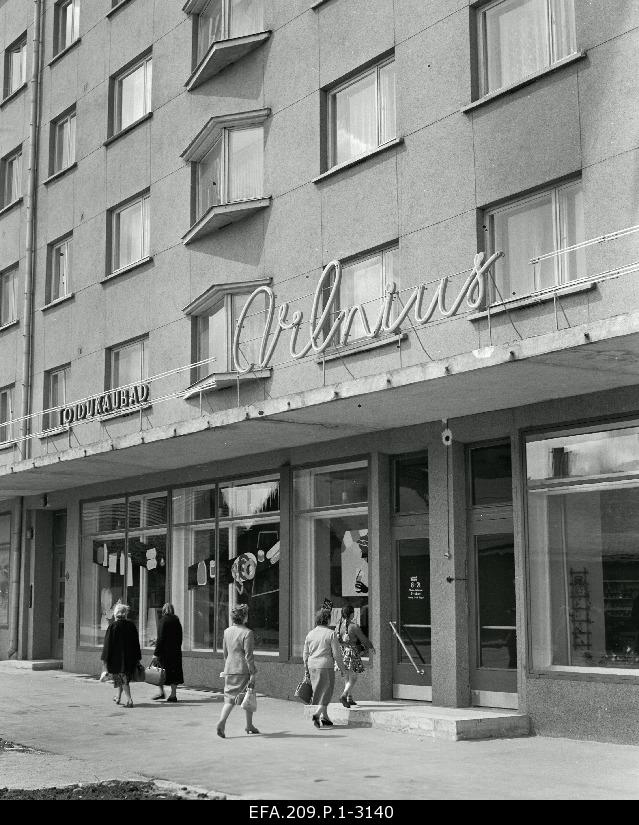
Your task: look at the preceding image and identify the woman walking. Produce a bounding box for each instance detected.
[101,602,142,708]
[303,608,344,728]
[152,603,184,703]
[216,604,259,738]
[336,604,375,707]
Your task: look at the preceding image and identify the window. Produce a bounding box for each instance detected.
[0,514,10,625]
[197,125,263,217]
[43,365,69,431]
[292,461,370,656]
[55,0,80,55]
[527,423,639,673]
[470,444,513,505]
[4,34,27,98]
[47,236,72,304]
[0,386,14,444]
[486,179,584,301]
[172,477,280,652]
[324,246,399,344]
[50,109,76,175]
[110,193,150,273]
[478,0,577,95]
[113,54,152,134]
[328,57,396,168]
[80,493,168,647]
[108,337,148,390]
[0,266,17,327]
[193,289,266,379]
[1,147,22,208]
[394,454,429,514]
[197,0,264,62]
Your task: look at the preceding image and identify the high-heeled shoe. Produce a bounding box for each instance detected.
[124,700,134,708]
[339,695,350,709]
[113,696,121,705]
[312,714,320,728]
[216,725,226,739]
[245,726,260,735]
[321,718,334,727]
[347,696,357,707]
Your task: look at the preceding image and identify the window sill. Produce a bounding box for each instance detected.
[461,51,587,114]
[468,279,597,321]
[182,197,271,244]
[99,403,152,423]
[43,162,77,186]
[316,332,407,363]
[48,38,82,68]
[186,30,271,90]
[0,319,19,334]
[104,111,153,147]
[0,82,27,109]
[107,0,135,18]
[312,137,404,184]
[0,197,23,218]
[41,292,75,312]
[183,369,272,398]
[102,256,153,283]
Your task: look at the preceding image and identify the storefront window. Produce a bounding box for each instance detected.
[527,424,639,671]
[471,444,512,505]
[394,455,428,513]
[172,477,280,653]
[0,513,10,626]
[292,461,369,657]
[80,493,167,648]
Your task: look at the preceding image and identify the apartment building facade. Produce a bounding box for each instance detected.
[0,0,638,743]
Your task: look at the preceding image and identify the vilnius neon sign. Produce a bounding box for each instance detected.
[232,251,502,374]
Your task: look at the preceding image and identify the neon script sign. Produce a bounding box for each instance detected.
[232,251,502,374]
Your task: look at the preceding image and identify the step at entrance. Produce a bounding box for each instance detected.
[305,701,530,741]
[0,659,63,671]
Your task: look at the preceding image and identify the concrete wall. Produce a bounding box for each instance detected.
[0,0,637,467]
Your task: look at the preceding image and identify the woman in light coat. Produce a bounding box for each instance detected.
[303,608,345,728]
[216,604,258,738]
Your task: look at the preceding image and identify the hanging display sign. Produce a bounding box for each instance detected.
[59,384,150,426]
[232,251,502,374]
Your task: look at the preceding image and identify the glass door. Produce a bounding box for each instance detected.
[51,511,67,660]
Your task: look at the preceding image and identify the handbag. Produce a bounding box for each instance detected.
[132,662,146,683]
[145,663,166,686]
[294,676,313,705]
[241,687,257,713]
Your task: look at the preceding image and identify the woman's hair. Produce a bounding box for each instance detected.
[162,603,175,616]
[113,602,129,619]
[341,605,355,620]
[315,608,332,626]
[231,604,249,624]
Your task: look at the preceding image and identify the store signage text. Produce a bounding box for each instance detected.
[232,251,502,374]
[59,384,150,426]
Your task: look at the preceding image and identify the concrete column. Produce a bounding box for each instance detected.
[429,437,471,707]
[28,511,54,660]
[369,451,392,700]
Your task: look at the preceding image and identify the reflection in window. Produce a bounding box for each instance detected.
[527,425,639,671]
[293,462,369,656]
[0,513,10,626]
[476,535,516,669]
[172,477,280,652]
[470,443,512,506]
[394,454,428,513]
[197,0,264,63]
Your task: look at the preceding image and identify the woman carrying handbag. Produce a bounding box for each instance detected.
[216,604,259,738]
[151,603,184,703]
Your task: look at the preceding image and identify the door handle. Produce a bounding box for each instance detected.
[446,576,467,583]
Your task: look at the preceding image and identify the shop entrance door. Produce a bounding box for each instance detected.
[51,511,67,660]
[391,522,431,700]
[468,507,517,708]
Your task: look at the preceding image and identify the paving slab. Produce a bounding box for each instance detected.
[0,668,638,799]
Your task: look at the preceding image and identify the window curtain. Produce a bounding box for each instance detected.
[119,61,149,131]
[492,193,554,297]
[8,154,22,202]
[334,72,377,165]
[207,304,228,373]
[229,0,263,38]
[378,62,396,146]
[0,270,15,326]
[0,390,12,442]
[116,199,145,269]
[198,139,222,217]
[52,240,70,300]
[232,293,264,370]
[485,0,548,92]
[228,126,263,202]
[341,255,383,341]
[551,0,576,61]
[557,182,585,283]
[198,0,224,60]
[113,343,143,388]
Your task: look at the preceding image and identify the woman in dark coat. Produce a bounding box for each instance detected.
[101,602,142,708]
[152,603,184,702]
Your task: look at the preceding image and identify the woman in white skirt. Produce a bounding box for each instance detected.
[303,608,345,728]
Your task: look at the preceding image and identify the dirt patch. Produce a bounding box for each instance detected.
[0,780,222,800]
[0,739,38,753]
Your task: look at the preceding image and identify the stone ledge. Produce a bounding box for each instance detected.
[0,660,63,671]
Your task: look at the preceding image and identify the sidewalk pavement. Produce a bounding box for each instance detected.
[0,667,638,800]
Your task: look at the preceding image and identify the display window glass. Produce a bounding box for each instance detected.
[0,513,10,626]
[80,493,167,648]
[172,476,280,653]
[527,424,639,672]
[292,461,370,657]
